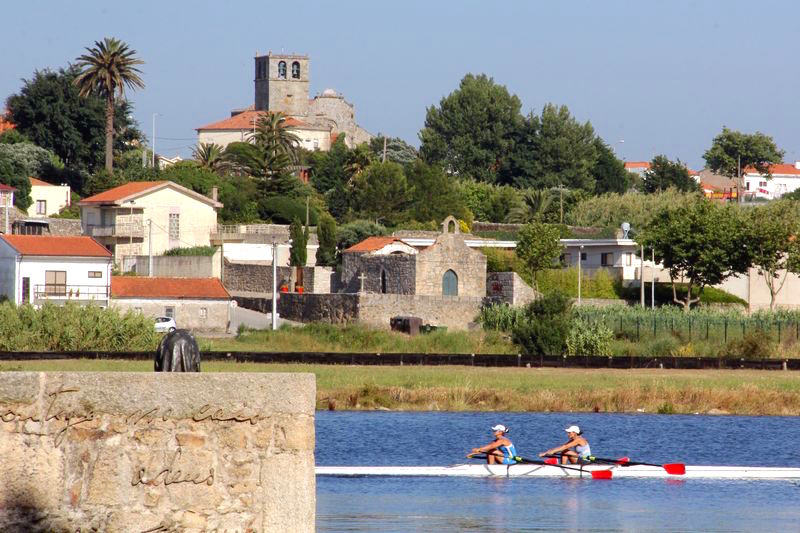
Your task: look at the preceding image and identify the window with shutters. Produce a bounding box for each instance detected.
[45,270,66,295]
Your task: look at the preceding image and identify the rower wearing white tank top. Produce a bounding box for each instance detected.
[539,425,591,465]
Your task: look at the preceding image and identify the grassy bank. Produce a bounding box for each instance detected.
[2,359,799,415]
[203,323,516,354]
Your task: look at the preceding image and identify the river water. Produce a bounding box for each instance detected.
[316,411,800,532]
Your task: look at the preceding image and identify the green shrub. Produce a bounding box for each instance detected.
[0,302,158,351]
[722,330,774,359]
[511,292,572,356]
[258,196,319,225]
[164,245,217,256]
[538,267,622,299]
[478,303,526,332]
[566,318,614,356]
[336,220,387,250]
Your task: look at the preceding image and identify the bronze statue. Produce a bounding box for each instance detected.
[155,329,201,372]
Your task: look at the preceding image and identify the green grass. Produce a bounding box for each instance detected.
[2,360,799,414]
[204,323,516,354]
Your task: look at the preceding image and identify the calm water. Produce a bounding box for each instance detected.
[316,412,800,532]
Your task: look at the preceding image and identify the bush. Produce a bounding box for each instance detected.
[511,292,572,355]
[336,219,387,251]
[478,304,526,332]
[566,318,614,356]
[538,267,621,299]
[0,302,158,351]
[722,330,774,359]
[164,245,217,257]
[258,196,319,225]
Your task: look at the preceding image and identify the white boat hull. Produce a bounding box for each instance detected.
[316,464,800,479]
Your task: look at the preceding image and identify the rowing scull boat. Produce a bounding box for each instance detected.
[316,464,800,479]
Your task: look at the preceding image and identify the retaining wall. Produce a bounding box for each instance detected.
[0,372,316,532]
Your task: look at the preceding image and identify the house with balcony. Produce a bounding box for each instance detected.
[78,181,223,269]
[0,235,112,306]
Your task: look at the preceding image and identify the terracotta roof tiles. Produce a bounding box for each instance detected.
[0,235,112,257]
[744,163,800,176]
[80,181,167,204]
[111,277,230,299]
[196,111,311,131]
[29,177,53,186]
[343,236,400,253]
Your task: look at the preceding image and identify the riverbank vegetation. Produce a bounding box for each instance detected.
[205,323,515,354]
[1,359,798,415]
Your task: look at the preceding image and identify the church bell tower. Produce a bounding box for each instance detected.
[254,52,310,117]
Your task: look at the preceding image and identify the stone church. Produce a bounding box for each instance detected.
[197,52,372,151]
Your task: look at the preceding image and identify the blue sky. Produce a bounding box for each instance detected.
[2,0,799,167]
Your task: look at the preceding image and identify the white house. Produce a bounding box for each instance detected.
[28,177,71,217]
[0,235,113,306]
[78,180,222,269]
[196,110,334,152]
[743,163,800,199]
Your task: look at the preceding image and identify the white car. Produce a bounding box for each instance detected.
[154,316,177,333]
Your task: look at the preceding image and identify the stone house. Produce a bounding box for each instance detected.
[79,181,222,269]
[110,276,231,332]
[341,217,487,297]
[0,235,112,306]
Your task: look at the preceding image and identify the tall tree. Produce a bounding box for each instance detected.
[368,135,418,165]
[74,37,145,174]
[310,134,351,194]
[354,161,411,225]
[639,199,752,311]
[250,112,300,165]
[703,127,784,197]
[406,160,470,223]
[523,104,598,192]
[515,222,564,291]
[592,139,630,194]
[506,189,552,224]
[192,142,223,172]
[315,213,338,266]
[7,66,141,173]
[642,155,699,193]
[747,201,800,310]
[419,73,522,183]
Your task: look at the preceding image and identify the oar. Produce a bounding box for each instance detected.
[586,455,686,475]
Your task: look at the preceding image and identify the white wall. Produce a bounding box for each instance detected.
[0,240,19,302]
[223,242,319,266]
[198,127,331,152]
[17,256,112,306]
[28,184,71,217]
[111,298,231,332]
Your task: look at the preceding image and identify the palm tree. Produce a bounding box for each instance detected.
[249,111,300,165]
[506,189,553,224]
[193,142,223,172]
[74,37,144,174]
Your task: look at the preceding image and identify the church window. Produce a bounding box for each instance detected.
[292,61,301,79]
[442,270,458,296]
[380,270,387,294]
[278,61,287,79]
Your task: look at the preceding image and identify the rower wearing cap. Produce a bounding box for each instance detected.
[471,424,518,465]
[540,425,591,464]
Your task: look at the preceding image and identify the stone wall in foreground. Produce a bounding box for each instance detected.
[0,372,316,532]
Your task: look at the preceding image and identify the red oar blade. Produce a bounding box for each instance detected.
[591,470,613,480]
[544,458,558,465]
[616,457,630,464]
[663,463,686,475]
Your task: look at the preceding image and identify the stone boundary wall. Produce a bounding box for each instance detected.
[134,249,221,278]
[486,272,538,306]
[272,293,483,330]
[224,262,332,294]
[0,372,315,532]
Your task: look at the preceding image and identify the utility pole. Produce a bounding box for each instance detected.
[651,248,655,309]
[640,244,645,308]
[559,183,564,224]
[382,136,387,163]
[577,245,583,306]
[271,241,278,331]
[147,219,153,277]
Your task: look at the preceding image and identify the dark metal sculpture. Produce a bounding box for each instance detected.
[155,329,201,372]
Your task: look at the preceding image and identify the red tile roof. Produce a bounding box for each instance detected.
[744,163,800,176]
[29,177,53,186]
[0,235,112,257]
[0,184,16,192]
[196,111,311,131]
[343,236,401,253]
[0,112,15,134]
[624,161,650,169]
[111,277,230,299]
[80,181,168,204]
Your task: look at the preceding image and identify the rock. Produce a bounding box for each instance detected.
[707,408,730,415]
